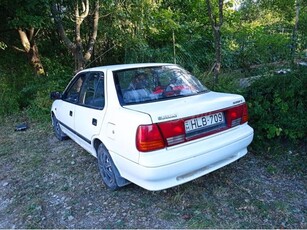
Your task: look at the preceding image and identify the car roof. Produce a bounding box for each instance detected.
[80,63,176,73]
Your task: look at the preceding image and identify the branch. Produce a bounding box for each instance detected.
[206,0,215,30]
[18,29,31,52]
[77,0,89,24]
[75,1,83,52]
[218,0,224,27]
[81,0,90,18]
[12,45,26,53]
[51,3,76,52]
[206,0,224,32]
[28,28,35,42]
[84,0,99,61]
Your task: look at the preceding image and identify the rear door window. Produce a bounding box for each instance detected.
[79,72,105,109]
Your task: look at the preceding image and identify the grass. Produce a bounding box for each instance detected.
[0,115,306,228]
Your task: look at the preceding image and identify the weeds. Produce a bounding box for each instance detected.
[0,117,306,228]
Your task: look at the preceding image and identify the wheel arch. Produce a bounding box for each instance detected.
[93,138,103,156]
[95,140,130,188]
[51,111,56,124]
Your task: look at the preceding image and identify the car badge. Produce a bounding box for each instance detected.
[158,114,177,121]
[233,100,243,105]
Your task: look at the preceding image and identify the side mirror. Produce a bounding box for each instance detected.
[50,91,62,100]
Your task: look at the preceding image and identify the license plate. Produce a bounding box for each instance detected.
[185,112,224,133]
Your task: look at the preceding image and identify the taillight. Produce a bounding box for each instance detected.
[158,120,185,146]
[136,124,165,152]
[242,103,249,123]
[226,103,249,128]
[136,120,185,152]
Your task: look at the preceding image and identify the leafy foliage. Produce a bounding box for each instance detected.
[0,49,73,120]
[244,69,307,144]
[0,0,306,145]
[0,76,19,116]
[26,59,74,121]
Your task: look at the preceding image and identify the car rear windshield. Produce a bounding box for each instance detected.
[114,65,208,105]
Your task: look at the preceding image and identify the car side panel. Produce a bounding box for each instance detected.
[74,106,105,146]
[52,100,75,134]
[99,107,152,164]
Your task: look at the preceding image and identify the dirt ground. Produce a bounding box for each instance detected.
[0,119,306,228]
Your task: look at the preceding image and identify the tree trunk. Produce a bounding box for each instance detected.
[206,0,224,85]
[18,28,45,76]
[213,28,221,84]
[291,0,300,64]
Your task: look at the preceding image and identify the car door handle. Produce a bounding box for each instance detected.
[69,111,73,116]
[92,118,97,126]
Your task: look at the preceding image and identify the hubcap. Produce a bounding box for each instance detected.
[99,151,115,186]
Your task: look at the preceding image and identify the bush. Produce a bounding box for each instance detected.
[26,60,73,121]
[0,55,73,121]
[0,53,31,116]
[243,69,307,145]
[0,78,19,116]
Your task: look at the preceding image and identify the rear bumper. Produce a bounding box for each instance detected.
[112,124,254,191]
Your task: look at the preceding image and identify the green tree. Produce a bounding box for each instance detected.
[51,0,100,72]
[0,0,50,76]
[206,0,224,84]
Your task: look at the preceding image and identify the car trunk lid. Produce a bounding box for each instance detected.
[125,91,245,123]
[127,92,249,152]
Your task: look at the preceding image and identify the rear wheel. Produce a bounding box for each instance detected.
[97,144,120,191]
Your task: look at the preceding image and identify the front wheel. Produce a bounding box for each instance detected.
[52,115,67,141]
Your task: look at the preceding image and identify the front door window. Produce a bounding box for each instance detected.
[64,74,86,103]
[80,72,105,109]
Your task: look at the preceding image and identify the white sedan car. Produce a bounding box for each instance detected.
[50,63,254,191]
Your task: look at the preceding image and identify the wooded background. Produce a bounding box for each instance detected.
[0,0,306,144]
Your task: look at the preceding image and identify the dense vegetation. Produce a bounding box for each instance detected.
[0,0,306,147]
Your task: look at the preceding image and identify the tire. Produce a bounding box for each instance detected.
[97,144,128,191]
[97,144,120,190]
[52,116,67,141]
